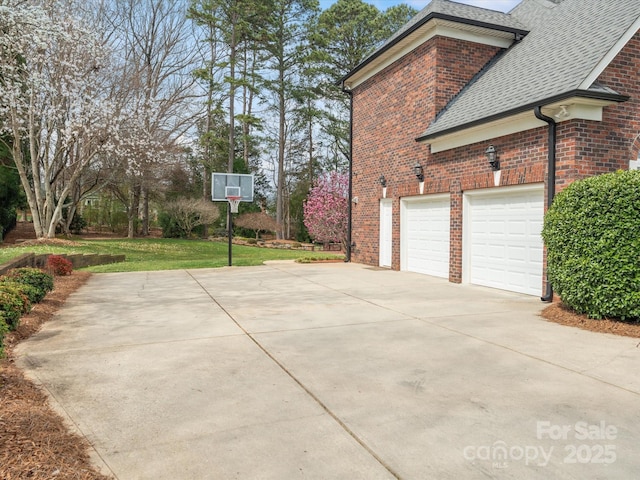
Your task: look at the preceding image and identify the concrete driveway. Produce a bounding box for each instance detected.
[16,262,640,479]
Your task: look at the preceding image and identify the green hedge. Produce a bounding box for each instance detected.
[0,268,54,358]
[0,312,8,358]
[5,267,54,302]
[0,283,31,314]
[0,290,24,330]
[541,170,640,320]
[0,279,40,305]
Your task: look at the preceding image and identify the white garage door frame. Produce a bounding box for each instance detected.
[400,193,451,278]
[379,199,393,267]
[463,183,544,296]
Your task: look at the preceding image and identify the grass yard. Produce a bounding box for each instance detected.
[0,238,343,273]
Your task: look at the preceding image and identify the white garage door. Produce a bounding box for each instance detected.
[463,184,544,296]
[401,195,450,278]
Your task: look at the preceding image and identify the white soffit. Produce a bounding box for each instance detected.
[345,19,515,90]
[427,97,619,153]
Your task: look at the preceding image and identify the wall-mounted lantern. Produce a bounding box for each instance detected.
[413,163,424,182]
[486,145,500,171]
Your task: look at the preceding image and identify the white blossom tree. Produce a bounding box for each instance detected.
[102,0,200,238]
[0,2,117,238]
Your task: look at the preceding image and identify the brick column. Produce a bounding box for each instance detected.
[449,180,462,283]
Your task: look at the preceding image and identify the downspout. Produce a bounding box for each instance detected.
[534,106,556,302]
[342,83,353,262]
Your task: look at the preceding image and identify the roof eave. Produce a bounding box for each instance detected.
[338,12,529,87]
[416,89,629,143]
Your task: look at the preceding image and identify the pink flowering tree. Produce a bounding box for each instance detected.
[303,171,349,250]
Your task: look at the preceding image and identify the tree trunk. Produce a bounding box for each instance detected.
[202,163,210,238]
[276,73,286,239]
[228,24,236,173]
[128,184,140,238]
[141,186,149,236]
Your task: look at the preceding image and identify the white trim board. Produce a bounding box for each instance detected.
[427,98,618,153]
[579,18,640,90]
[344,19,515,90]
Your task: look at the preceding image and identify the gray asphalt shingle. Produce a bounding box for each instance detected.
[384,0,528,46]
[420,0,639,139]
[346,0,529,84]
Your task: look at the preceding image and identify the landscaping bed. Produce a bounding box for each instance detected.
[542,302,640,338]
[0,271,111,480]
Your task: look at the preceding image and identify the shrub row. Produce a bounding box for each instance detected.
[542,170,640,320]
[0,267,55,358]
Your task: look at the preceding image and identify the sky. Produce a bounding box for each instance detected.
[318,0,522,13]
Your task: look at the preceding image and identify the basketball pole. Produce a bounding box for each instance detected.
[227,205,232,267]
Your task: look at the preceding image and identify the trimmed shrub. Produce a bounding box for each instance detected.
[0,283,31,313]
[0,279,40,305]
[0,312,9,358]
[542,170,640,320]
[6,268,54,302]
[0,290,24,330]
[159,211,187,238]
[47,255,73,276]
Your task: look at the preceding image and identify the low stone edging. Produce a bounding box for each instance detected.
[0,253,125,276]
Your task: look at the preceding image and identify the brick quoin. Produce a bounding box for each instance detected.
[350,32,640,290]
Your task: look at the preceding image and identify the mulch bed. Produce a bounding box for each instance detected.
[541,302,640,338]
[0,271,112,480]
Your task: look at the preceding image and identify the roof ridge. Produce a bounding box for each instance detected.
[438,0,514,16]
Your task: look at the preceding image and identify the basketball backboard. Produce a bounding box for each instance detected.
[211,173,254,202]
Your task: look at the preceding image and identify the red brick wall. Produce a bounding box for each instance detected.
[351,36,500,270]
[569,33,640,182]
[350,32,640,286]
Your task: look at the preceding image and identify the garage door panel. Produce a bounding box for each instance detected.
[464,186,543,296]
[402,196,450,279]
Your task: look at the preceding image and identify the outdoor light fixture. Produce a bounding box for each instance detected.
[555,105,570,120]
[486,145,500,171]
[413,163,424,182]
[378,175,387,187]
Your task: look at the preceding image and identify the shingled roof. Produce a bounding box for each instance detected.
[385,0,528,44]
[418,0,639,141]
[342,0,529,86]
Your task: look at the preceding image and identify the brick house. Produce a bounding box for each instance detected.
[340,0,640,297]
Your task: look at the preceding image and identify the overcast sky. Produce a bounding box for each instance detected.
[319,0,521,13]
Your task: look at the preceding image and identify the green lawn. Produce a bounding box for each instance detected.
[0,238,343,273]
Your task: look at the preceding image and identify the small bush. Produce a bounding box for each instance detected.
[0,312,9,358]
[0,279,40,305]
[246,238,257,244]
[0,290,24,330]
[0,283,31,313]
[542,170,640,320]
[295,255,344,264]
[6,268,54,302]
[69,212,87,234]
[159,211,187,238]
[47,255,73,276]
[160,198,220,238]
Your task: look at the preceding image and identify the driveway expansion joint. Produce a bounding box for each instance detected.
[186,270,402,480]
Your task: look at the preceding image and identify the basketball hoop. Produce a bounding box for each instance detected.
[227,196,241,214]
